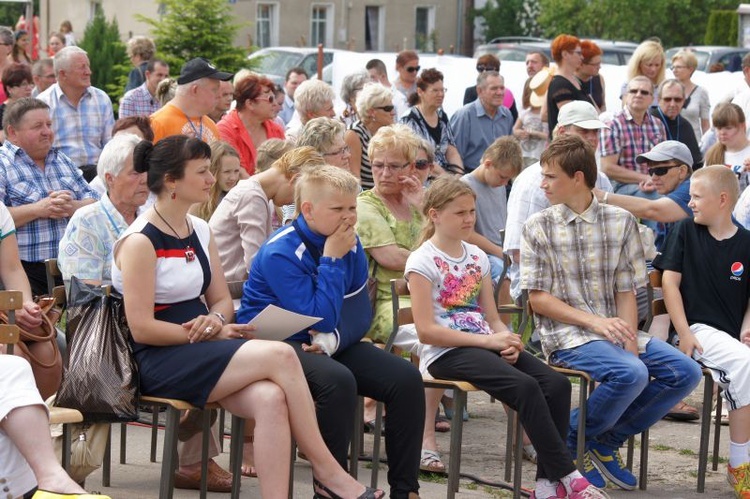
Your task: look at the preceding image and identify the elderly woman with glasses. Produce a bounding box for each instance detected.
[344,83,396,189]
[546,34,588,133]
[670,50,710,141]
[217,74,285,178]
[576,40,606,113]
[462,54,519,122]
[400,68,464,175]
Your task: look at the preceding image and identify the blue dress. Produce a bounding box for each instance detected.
[112,215,245,407]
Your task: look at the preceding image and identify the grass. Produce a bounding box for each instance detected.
[652,443,673,451]
[419,471,447,484]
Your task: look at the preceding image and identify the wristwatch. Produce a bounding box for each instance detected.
[212,311,227,324]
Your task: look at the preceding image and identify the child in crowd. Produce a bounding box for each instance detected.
[654,165,750,499]
[190,141,241,221]
[406,176,608,499]
[513,85,548,165]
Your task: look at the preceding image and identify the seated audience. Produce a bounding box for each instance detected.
[649,79,702,168]
[522,135,702,491]
[0,63,33,139]
[704,103,750,191]
[119,58,169,119]
[654,166,750,499]
[286,79,337,140]
[190,141,241,221]
[463,54,519,123]
[297,117,352,171]
[237,165,423,499]
[408,176,608,499]
[112,135,383,499]
[31,58,56,97]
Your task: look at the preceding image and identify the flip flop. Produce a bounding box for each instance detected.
[663,400,700,421]
[434,414,450,433]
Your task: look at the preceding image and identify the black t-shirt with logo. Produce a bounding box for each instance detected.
[653,218,750,340]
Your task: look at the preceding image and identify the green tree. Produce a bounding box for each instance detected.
[704,10,739,46]
[0,0,40,30]
[78,7,129,114]
[474,0,542,40]
[136,0,249,74]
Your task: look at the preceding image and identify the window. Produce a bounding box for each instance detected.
[256,3,279,48]
[89,1,102,21]
[365,6,383,51]
[311,4,333,47]
[415,6,435,52]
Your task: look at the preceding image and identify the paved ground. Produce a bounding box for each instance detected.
[80,381,734,498]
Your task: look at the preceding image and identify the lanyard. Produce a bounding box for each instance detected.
[656,107,679,141]
[183,111,203,141]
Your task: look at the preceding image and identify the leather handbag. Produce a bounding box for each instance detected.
[3,295,63,399]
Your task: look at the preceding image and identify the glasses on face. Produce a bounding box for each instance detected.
[670,65,687,71]
[415,159,432,170]
[255,94,275,104]
[405,65,421,73]
[662,96,684,103]
[628,88,652,96]
[585,60,602,67]
[372,162,410,173]
[647,164,681,176]
[324,145,351,157]
[374,105,395,112]
[428,87,447,94]
[476,65,499,72]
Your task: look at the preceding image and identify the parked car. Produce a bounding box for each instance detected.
[665,45,750,72]
[246,47,349,86]
[474,39,635,66]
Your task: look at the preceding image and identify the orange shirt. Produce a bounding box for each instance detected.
[150,102,221,144]
[217,109,285,176]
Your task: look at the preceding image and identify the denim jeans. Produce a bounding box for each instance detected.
[550,338,702,450]
[488,253,506,282]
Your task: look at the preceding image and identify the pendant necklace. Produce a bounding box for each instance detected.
[153,206,196,263]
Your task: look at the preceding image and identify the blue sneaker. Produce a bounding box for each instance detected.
[574,451,606,489]
[589,442,637,490]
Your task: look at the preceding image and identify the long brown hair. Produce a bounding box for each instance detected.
[194,141,240,221]
[417,176,476,247]
[705,103,746,166]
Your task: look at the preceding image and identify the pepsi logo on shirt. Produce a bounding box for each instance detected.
[730,262,744,281]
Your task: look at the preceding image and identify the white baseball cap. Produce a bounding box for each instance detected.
[557,100,609,130]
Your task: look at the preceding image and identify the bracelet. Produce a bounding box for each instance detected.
[602,192,609,204]
[212,311,227,324]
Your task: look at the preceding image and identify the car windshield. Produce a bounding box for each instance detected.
[250,51,303,77]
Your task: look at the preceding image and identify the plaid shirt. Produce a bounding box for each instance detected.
[520,197,649,358]
[36,83,114,166]
[119,82,161,118]
[0,141,99,262]
[598,106,666,175]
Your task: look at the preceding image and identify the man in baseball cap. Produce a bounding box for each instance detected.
[151,57,235,143]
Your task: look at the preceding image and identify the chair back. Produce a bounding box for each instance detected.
[0,290,23,354]
[45,258,62,296]
[386,278,413,352]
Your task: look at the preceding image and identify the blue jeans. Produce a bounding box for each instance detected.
[488,254,506,282]
[550,338,701,450]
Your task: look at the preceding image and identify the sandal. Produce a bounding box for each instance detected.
[663,400,700,422]
[420,449,446,473]
[312,478,384,499]
[434,414,450,433]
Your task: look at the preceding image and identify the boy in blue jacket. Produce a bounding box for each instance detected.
[237,165,424,499]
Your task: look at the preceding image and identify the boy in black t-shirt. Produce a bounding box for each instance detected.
[653,165,750,498]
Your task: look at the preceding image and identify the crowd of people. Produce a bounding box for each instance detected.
[0,28,749,499]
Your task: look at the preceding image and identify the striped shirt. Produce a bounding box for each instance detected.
[119,82,161,118]
[348,120,373,189]
[520,197,649,358]
[598,106,666,175]
[36,83,115,167]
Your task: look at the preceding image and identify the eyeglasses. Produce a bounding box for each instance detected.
[661,97,684,103]
[372,162,410,173]
[405,65,421,73]
[670,65,688,71]
[647,164,682,176]
[255,94,275,103]
[415,159,432,170]
[324,145,351,157]
[584,61,601,67]
[628,89,652,96]
[476,65,499,72]
[428,87,447,94]
[374,105,395,112]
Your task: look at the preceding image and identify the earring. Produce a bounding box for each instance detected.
[170,190,176,200]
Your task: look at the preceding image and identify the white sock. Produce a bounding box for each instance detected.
[560,470,584,494]
[535,478,558,498]
[729,440,749,468]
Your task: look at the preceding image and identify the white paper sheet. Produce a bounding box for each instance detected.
[247,304,321,341]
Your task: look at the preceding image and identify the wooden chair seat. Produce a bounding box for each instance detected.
[49,407,84,425]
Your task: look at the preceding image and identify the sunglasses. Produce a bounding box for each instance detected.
[647,164,681,176]
[476,65,499,72]
[628,89,652,96]
[405,65,421,73]
[415,159,432,170]
[374,105,395,112]
[662,97,684,103]
[255,94,275,103]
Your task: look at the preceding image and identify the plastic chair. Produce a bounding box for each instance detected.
[0,289,84,472]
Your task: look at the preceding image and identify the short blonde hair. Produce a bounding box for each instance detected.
[295,163,360,208]
[297,117,345,153]
[368,124,420,164]
[271,146,325,178]
[692,165,740,207]
[481,136,523,175]
[256,138,294,173]
[356,82,393,119]
[671,50,698,71]
[294,79,335,118]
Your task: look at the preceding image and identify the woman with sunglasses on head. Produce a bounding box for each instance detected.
[670,50,710,141]
[462,54,519,122]
[546,34,588,134]
[217,74,285,178]
[400,68,464,175]
[576,40,606,113]
[393,50,420,102]
[344,83,396,189]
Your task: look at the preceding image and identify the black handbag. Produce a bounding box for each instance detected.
[56,277,139,422]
